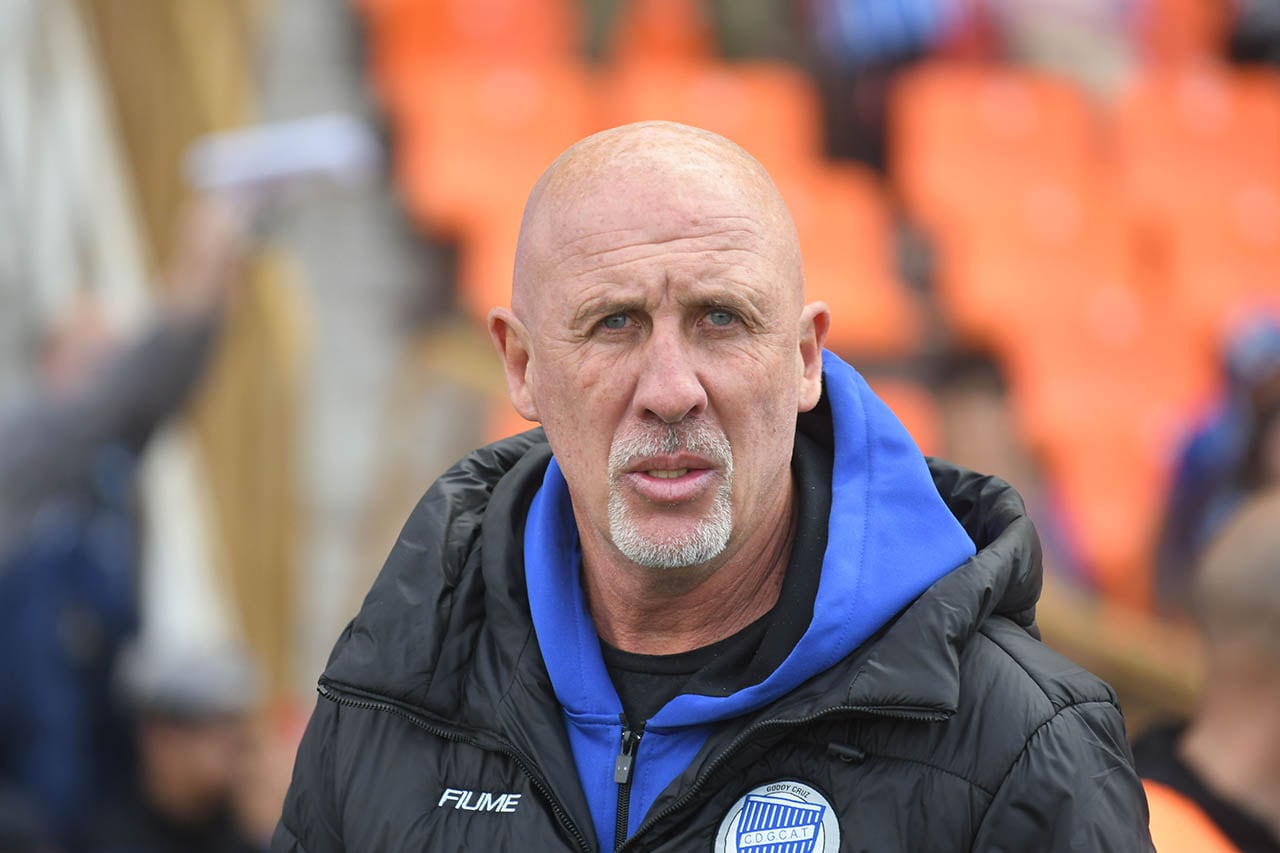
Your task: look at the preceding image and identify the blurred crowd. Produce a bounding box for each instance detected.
[0,199,293,850]
[2,0,1280,849]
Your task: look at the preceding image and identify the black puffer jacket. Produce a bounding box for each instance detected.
[274,430,1153,852]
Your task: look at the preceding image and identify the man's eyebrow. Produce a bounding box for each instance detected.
[570,294,645,329]
[681,287,767,323]
[688,290,753,310]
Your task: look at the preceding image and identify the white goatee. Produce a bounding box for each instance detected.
[606,421,733,569]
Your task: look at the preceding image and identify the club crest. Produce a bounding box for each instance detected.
[714,780,840,852]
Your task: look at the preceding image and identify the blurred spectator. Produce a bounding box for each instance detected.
[984,0,1137,95]
[808,0,959,70]
[231,711,302,850]
[804,0,961,168]
[0,786,59,853]
[1134,489,1280,852]
[0,198,246,562]
[83,643,260,853]
[586,0,800,60]
[1229,0,1280,66]
[933,349,1089,585]
[1155,313,1280,615]
[0,198,249,843]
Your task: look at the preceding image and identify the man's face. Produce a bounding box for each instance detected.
[140,714,247,821]
[499,157,825,573]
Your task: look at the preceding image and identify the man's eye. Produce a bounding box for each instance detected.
[600,313,630,330]
[706,309,736,327]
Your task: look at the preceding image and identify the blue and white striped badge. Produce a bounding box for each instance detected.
[715,781,841,852]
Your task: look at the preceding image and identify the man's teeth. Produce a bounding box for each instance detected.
[646,469,689,479]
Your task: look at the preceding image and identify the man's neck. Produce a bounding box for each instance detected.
[1179,675,1280,841]
[582,484,796,656]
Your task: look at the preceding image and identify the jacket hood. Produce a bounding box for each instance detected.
[321,356,1044,730]
[840,459,1043,715]
[524,350,976,729]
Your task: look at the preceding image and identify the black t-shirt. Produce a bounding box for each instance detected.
[600,427,833,727]
[1133,722,1280,853]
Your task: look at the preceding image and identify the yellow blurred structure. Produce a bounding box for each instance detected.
[78,0,303,699]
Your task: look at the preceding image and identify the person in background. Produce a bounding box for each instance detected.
[983,0,1137,95]
[1155,314,1280,615]
[231,714,304,852]
[1134,488,1280,852]
[584,0,800,60]
[0,786,60,853]
[803,0,960,168]
[1229,0,1280,66]
[933,348,1088,586]
[0,198,249,844]
[83,643,261,853]
[0,198,248,564]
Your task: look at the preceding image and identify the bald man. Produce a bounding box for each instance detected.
[1136,489,1280,852]
[275,123,1152,852]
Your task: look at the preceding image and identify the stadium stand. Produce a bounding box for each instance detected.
[359,0,581,108]
[356,0,1280,621]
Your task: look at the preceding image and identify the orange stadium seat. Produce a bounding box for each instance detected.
[938,163,1221,609]
[1144,780,1241,853]
[1015,297,1213,456]
[1114,66,1280,347]
[1136,0,1233,67]
[1166,178,1280,348]
[1000,273,1216,608]
[359,0,581,108]
[607,0,715,64]
[598,60,824,178]
[993,202,1216,448]
[931,172,1127,354]
[456,194,525,323]
[1041,419,1167,610]
[1115,66,1280,222]
[394,59,600,239]
[772,162,921,357]
[889,62,1100,238]
[1021,338,1189,610]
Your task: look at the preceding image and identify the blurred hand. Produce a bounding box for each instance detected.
[165,193,261,316]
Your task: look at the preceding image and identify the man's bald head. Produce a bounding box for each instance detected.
[511,121,803,322]
[1194,489,1280,664]
[487,121,830,594]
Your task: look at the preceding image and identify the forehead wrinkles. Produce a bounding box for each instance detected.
[513,123,801,322]
[546,214,766,280]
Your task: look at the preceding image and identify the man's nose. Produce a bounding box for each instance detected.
[632,330,707,424]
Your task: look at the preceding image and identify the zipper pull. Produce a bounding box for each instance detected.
[614,726,643,784]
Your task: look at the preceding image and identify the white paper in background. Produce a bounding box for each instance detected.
[137,424,240,652]
[184,112,382,196]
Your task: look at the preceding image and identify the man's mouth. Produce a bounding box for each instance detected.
[646,468,690,479]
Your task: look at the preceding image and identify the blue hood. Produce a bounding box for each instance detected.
[524,349,975,850]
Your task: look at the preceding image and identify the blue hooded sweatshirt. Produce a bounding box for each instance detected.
[523,349,975,851]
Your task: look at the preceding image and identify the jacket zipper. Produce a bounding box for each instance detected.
[612,722,644,851]
[317,681,594,853]
[616,703,946,852]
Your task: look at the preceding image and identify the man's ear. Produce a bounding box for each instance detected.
[488,308,540,422]
[797,301,830,413]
